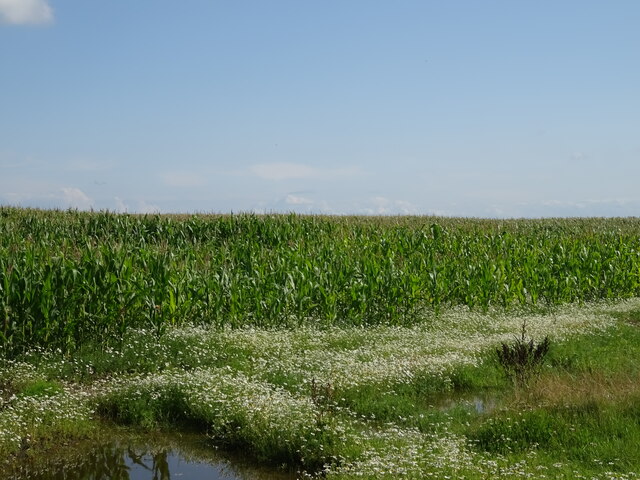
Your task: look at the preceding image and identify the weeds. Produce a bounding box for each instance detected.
[310,378,336,424]
[2,301,640,478]
[496,320,550,388]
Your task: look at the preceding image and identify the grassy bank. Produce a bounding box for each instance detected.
[2,300,640,478]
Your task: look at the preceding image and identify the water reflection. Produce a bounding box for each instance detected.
[437,391,501,415]
[10,432,295,480]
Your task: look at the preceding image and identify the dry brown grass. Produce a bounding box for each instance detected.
[521,370,640,407]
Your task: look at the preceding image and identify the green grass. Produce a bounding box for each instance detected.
[2,300,639,478]
[463,319,640,477]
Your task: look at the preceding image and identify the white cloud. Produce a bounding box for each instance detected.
[251,193,334,214]
[61,187,93,210]
[362,196,419,215]
[114,196,128,213]
[136,200,161,214]
[497,198,640,218]
[0,0,53,25]
[284,194,313,205]
[107,198,160,214]
[249,162,361,181]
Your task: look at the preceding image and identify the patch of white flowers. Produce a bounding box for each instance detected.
[168,298,630,391]
[324,427,640,479]
[0,387,93,457]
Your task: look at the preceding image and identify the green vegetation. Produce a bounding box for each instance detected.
[2,207,640,354]
[495,320,550,388]
[1,208,640,478]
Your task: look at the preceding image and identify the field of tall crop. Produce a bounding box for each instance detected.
[2,207,640,354]
[2,208,640,479]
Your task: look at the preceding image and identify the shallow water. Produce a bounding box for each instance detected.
[437,390,501,415]
[8,430,297,480]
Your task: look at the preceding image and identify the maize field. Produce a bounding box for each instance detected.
[2,207,640,354]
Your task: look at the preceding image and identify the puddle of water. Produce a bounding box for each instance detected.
[7,430,297,480]
[436,391,501,415]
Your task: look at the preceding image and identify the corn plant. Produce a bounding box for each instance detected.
[1,207,640,355]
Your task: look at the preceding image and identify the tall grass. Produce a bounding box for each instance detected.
[2,207,640,354]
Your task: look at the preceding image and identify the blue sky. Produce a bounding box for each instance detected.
[1,1,639,217]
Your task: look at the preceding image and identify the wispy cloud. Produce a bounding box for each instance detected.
[534,198,635,211]
[284,194,313,206]
[110,197,161,214]
[361,196,419,215]
[252,193,421,216]
[5,186,96,211]
[496,198,640,218]
[113,197,128,213]
[0,153,39,169]
[0,0,53,25]
[252,193,334,214]
[61,187,93,210]
[64,159,114,172]
[248,162,361,181]
[136,200,161,214]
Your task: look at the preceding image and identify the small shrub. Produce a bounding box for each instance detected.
[496,320,550,388]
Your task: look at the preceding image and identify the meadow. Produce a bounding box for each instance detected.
[1,207,640,478]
